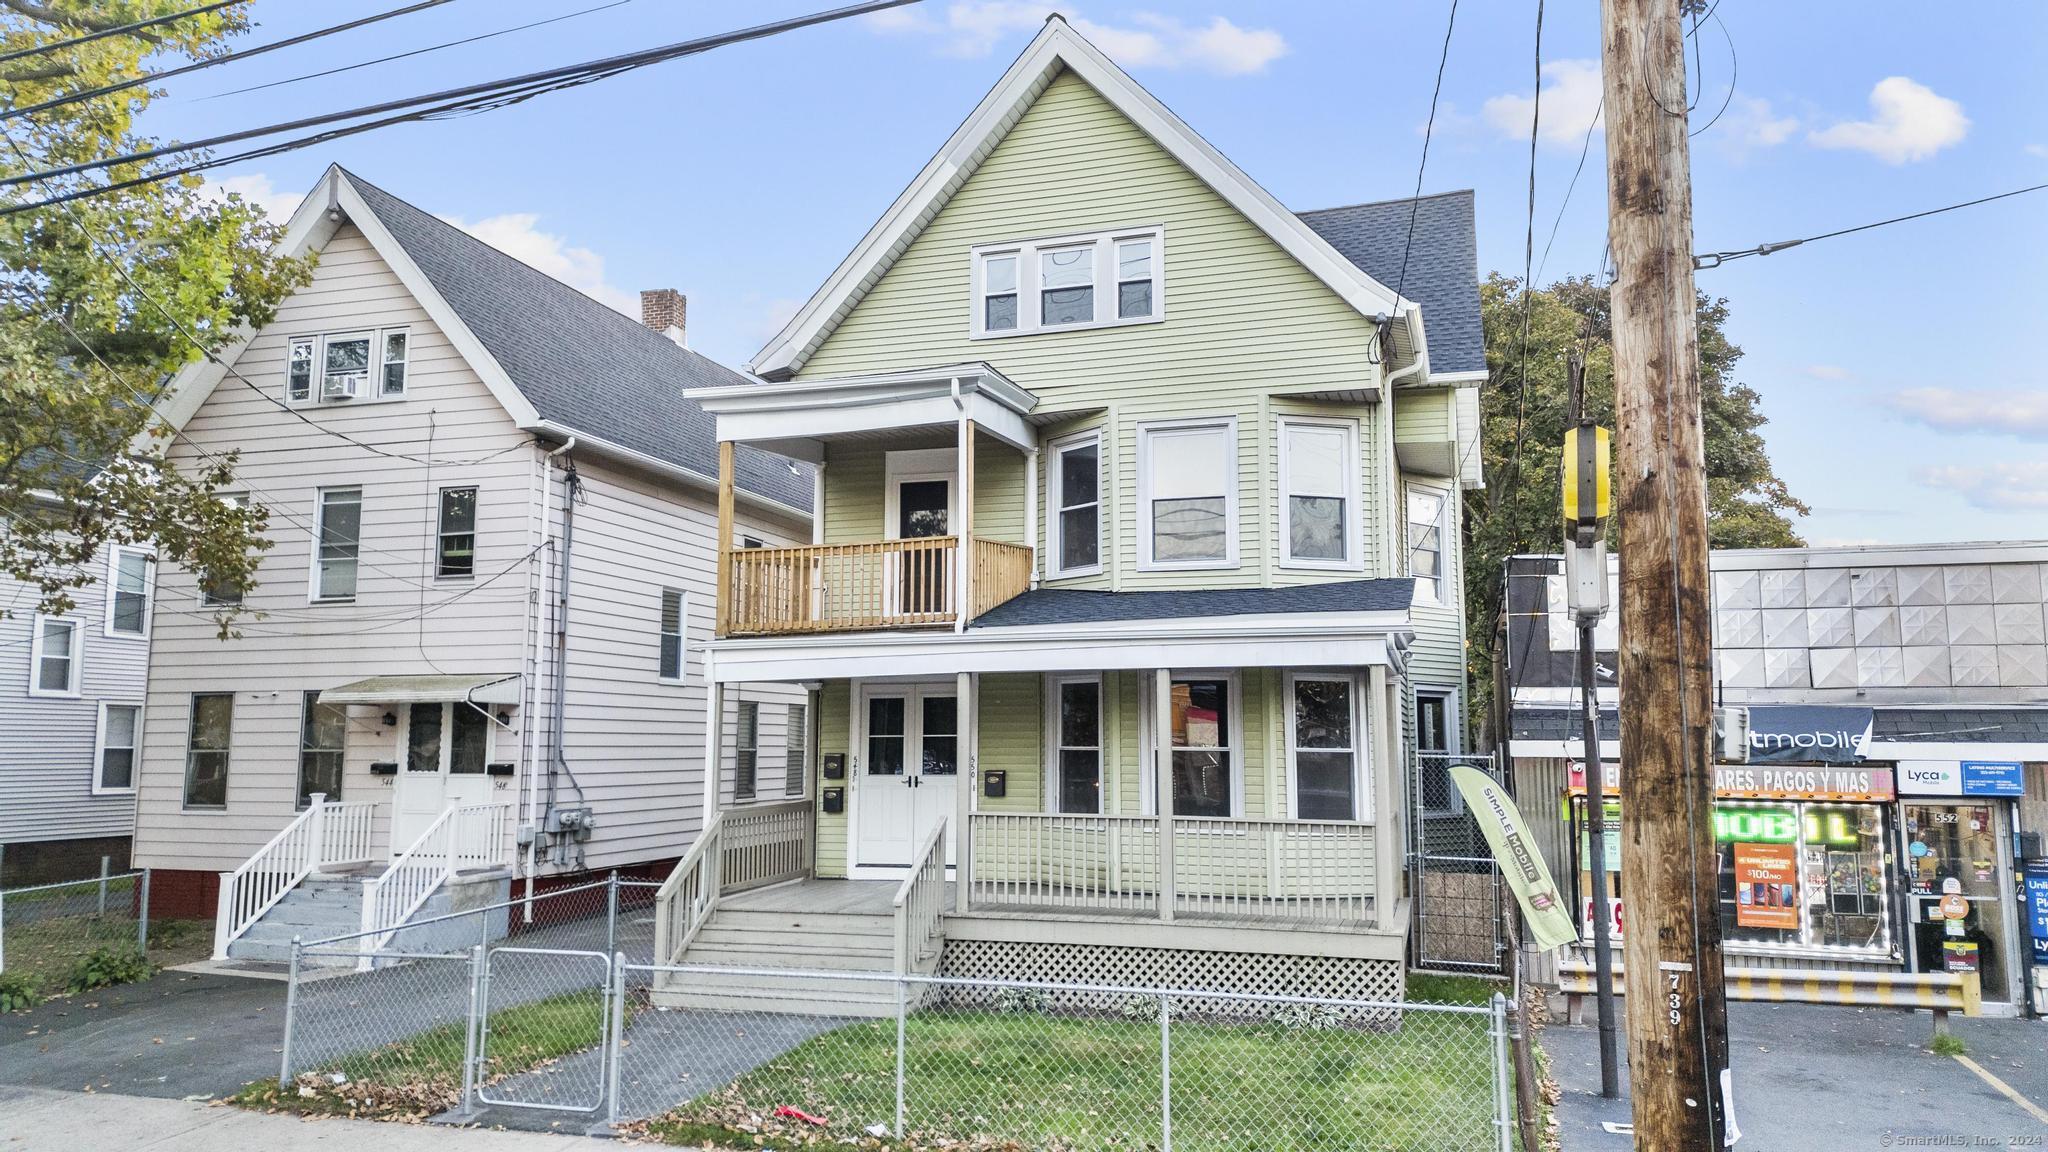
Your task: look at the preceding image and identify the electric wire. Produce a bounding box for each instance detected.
[0,0,240,66]
[1391,0,1460,314]
[1696,181,2048,268]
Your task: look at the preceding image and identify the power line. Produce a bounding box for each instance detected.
[0,0,923,201]
[1392,0,1460,311]
[195,0,637,103]
[3,0,466,123]
[1695,181,2048,268]
[1506,0,1546,492]
[1534,97,1600,286]
[0,0,240,66]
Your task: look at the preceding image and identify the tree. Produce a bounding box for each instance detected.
[1,1,312,631]
[1464,273,1807,728]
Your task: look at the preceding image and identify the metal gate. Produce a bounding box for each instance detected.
[1409,752,1509,973]
[475,947,614,1113]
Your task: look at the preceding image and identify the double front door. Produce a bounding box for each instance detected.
[855,685,959,874]
[391,701,495,852]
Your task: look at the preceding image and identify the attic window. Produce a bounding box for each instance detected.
[285,329,412,405]
[971,226,1163,338]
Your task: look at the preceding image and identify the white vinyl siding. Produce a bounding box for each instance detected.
[28,615,82,698]
[1279,418,1360,570]
[969,225,1164,339]
[94,702,141,794]
[1137,418,1237,570]
[1049,431,1101,577]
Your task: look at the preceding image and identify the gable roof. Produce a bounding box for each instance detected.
[1299,191,1485,376]
[749,16,1421,381]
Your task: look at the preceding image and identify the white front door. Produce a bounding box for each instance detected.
[391,701,495,852]
[854,686,959,874]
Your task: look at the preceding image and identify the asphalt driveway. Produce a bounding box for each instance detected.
[0,969,288,1100]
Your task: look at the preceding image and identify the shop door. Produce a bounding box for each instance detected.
[855,686,959,873]
[1902,803,2013,1002]
[392,701,495,852]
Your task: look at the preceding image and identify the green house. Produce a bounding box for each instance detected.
[656,16,1485,1010]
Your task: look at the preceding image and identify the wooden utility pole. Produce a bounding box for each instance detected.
[1601,0,1732,1148]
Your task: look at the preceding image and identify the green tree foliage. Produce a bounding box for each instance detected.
[1465,273,1807,723]
[1,1,313,629]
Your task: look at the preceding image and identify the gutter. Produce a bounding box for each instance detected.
[529,419,811,526]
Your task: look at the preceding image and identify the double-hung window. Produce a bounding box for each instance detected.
[106,545,153,636]
[297,691,346,806]
[436,487,477,578]
[1049,433,1101,576]
[1407,487,1448,602]
[95,703,141,793]
[735,701,758,801]
[971,226,1163,337]
[1166,678,1233,817]
[658,589,685,681]
[28,615,81,697]
[1280,419,1357,567]
[314,487,363,600]
[1291,675,1363,821]
[287,338,316,402]
[284,329,411,403]
[184,692,233,809]
[1139,419,1236,568]
[381,331,409,396]
[1051,676,1102,814]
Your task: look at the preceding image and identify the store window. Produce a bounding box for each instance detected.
[1902,803,2012,1003]
[1713,801,1890,954]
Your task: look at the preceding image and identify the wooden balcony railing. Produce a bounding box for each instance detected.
[722,536,1033,636]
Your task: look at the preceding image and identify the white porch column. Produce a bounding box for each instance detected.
[1024,445,1040,587]
[1369,663,1398,926]
[703,676,725,830]
[1153,668,1175,923]
[955,670,976,913]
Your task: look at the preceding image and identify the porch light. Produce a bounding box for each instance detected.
[381,711,398,727]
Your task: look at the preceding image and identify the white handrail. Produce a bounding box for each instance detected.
[211,794,378,959]
[653,812,724,965]
[356,802,511,965]
[892,816,948,976]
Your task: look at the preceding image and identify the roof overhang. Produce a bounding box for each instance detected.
[747,16,1417,381]
[321,673,523,707]
[705,612,1413,684]
[691,364,1040,460]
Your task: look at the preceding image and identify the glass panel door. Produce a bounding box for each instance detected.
[1903,803,2012,1002]
[896,479,951,616]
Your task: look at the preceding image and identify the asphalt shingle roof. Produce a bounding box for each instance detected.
[345,171,811,512]
[971,578,1415,629]
[1297,190,1485,375]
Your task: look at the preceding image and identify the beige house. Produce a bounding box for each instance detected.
[130,168,809,961]
[651,18,1485,1011]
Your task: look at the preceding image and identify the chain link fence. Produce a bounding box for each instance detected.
[1409,752,1509,974]
[0,869,153,1000]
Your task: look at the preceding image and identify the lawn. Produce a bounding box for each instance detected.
[640,1001,1500,1152]
[0,888,208,1004]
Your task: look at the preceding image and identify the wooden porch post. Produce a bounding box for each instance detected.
[1369,663,1398,927]
[955,670,975,914]
[715,440,735,638]
[955,418,976,633]
[1153,668,1175,922]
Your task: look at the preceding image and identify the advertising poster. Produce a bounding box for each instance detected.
[1733,841,1800,930]
[2025,863,2048,966]
[1450,765,1580,951]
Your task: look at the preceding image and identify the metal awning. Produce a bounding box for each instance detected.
[320,673,522,707]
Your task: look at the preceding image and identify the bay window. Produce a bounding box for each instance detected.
[970,226,1163,337]
[1140,419,1236,568]
[1050,432,1101,576]
[1280,419,1356,567]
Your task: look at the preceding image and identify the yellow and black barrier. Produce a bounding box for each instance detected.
[1557,960,1981,1021]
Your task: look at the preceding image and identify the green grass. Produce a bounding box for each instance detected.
[232,990,610,1120]
[1405,971,1509,1006]
[641,1006,1499,1152]
[1929,1032,1967,1057]
[0,908,205,1002]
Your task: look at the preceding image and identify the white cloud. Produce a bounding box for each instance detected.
[866,3,1286,75]
[1809,77,1968,164]
[1884,387,2048,439]
[438,212,637,317]
[1803,364,1852,382]
[2025,143,2048,160]
[1482,59,1603,148]
[1721,96,1799,148]
[202,172,304,221]
[1918,461,2048,512]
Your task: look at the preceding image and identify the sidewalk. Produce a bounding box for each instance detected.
[0,1084,585,1150]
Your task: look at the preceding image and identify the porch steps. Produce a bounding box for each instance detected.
[654,901,932,1017]
[225,870,473,967]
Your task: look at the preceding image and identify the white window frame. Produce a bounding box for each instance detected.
[1415,687,1464,816]
[283,328,413,406]
[104,544,155,638]
[310,486,364,603]
[657,588,687,683]
[93,701,143,795]
[970,225,1165,339]
[1137,416,1239,571]
[1285,672,1369,822]
[380,329,410,397]
[1042,673,1105,815]
[1407,483,1450,604]
[27,614,82,698]
[435,485,477,580]
[1278,417,1363,571]
[1047,430,1104,579]
[1137,669,1244,818]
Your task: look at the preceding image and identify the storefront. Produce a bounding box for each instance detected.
[1895,759,2033,1010]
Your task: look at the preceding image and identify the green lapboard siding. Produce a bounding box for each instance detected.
[1402,472,1468,718]
[815,680,851,877]
[974,438,1029,546]
[976,673,1042,810]
[797,69,1388,593]
[1393,387,1454,442]
[819,432,1027,547]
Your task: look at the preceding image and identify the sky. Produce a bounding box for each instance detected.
[131,0,2048,548]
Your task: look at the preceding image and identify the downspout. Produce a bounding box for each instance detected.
[544,438,579,872]
[523,440,571,905]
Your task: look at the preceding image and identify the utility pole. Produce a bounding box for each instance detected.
[1600,0,1732,1147]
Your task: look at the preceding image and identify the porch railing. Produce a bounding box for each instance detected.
[653,800,813,965]
[968,812,1375,927]
[653,813,723,966]
[212,793,378,959]
[723,535,1033,636]
[355,802,511,965]
[892,816,949,975]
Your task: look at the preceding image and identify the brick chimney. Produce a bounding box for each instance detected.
[639,289,687,347]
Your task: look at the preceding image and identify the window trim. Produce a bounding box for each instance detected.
[784,700,809,798]
[969,225,1166,339]
[27,613,82,698]
[104,544,155,638]
[182,691,233,811]
[435,485,478,580]
[93,700,143,796]
[657,588,687,683]
[1285,672,1369,823]
[1042,673,1105,815]
[380,330,410,397]
[1406,482,1451,604]
[1047,430,1104,579]
[1415,687,1463,816]
[310,486,364,603]
[1138,669,1244,818]
[295,690,348,809]
[1136,416,1239,572]
[1277,416,1363,572]
[282,327,413,406]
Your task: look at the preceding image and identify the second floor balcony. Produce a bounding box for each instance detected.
[724,534,1034,635]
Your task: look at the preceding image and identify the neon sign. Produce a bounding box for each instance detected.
[1712,806,1862,847]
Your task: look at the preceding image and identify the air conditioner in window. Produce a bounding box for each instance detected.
[321,373,364,401]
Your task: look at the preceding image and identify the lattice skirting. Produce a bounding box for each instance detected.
[937,938,1404,1022]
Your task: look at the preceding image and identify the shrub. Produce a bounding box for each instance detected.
[65,946,152,994]
[1118,995,1172,1022]
[993,986,1053,1015]
[0,972,36,1013]
[1270,1002,1344,1032]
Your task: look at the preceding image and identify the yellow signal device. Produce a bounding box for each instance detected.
[1561,424,1611,543]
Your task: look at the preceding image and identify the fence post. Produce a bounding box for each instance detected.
[606,871,619,960]
[1,885,8,973]
[1158,994,1173,1152]
[137,869,152,956]
[459,944,484,1118]
[894,976,908,1138]
[279,938,302,1088]
[1492,992,1513,1152]
[605,952,627,1128]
